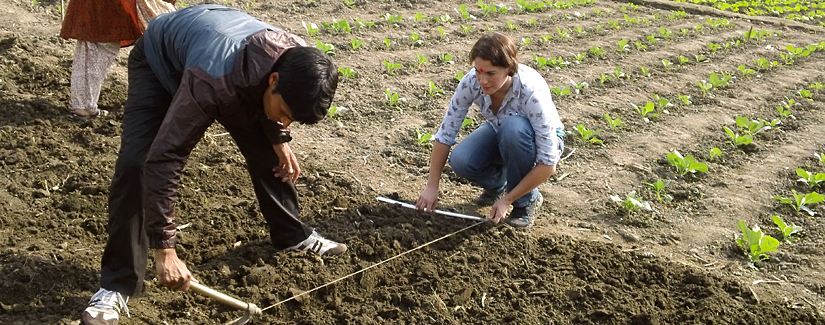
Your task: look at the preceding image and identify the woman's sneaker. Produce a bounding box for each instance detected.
[82,288,129,325]
[505,193,543,228]
[286,231,347,256]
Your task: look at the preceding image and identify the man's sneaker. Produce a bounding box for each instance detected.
[286,231,347,256]
[505,193,544,228]
[474,187,505,207]
[82,288,129,325]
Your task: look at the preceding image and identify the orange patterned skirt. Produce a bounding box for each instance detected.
[59,0,142,47]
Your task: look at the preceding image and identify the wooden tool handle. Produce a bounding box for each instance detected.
[189,281,261,314]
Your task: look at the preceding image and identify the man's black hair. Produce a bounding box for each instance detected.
[271,47,338,124]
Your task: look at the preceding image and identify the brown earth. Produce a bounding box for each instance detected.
[1,0,825,324]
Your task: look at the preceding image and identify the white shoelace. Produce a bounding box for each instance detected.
[89,288,130,318]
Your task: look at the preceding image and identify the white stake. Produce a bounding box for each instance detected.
[376,196,488,222]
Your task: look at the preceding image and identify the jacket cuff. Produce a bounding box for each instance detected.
[149,236,176,249]
[261,118,292,144]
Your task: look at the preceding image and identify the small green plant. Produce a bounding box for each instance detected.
[697,80,713,96]
[661,59,673,70]
[343,0,356,7]
[302,21,320,37]
[461,25,473,34]
[604,112,623,128]
[654,94,672,111]
[315,40,335,56]
[461,118,474,129]
[737,65,755,78]
[384,88,405,108]
[634,41,647,51]
[646,34,657,45]
[412,13,429,22]
[382,60,402,75]
[438,26,448,39]
[382,13,403,25]
[816,152,825,166]
[574,124,604,146]
[735,221,780,263]
[439,53,454,64]
[409,32,423,46]
[772,215,801,243]
[551,86,572,98]
[645,179,673,203]
[796,168,825,189]
[383,38,394,50]
[694,54,708,62]
[610,191,652,215]
[677,55,689,65]
[617,39,630,53]
[613,66,627,79]
[415,127,434,146]
[589,46,606,58]
[735,116,770,135]
[659,27,672,39]
[723,126,753,149]
[415,53,428,69]
[598,73,611,84]
[639,66,651,77]
[338,67,357,80]
[773,190,825,216]
[454,71,465,82]
[667,150,708,176]
[632,102,658,121]
[776,99,796,119]
[506,20,518,30]
[798,89,813,101]
[709,147,723,161]
[677,94,691,106]
[426,80,444,97]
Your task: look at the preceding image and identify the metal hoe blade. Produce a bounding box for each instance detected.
[189,281,261,325]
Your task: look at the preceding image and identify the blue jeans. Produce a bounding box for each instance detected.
[449,117,562,208]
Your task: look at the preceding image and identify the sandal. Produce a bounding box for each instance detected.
[73,108,109,120]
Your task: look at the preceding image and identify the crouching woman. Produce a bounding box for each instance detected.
[415,32,565,228]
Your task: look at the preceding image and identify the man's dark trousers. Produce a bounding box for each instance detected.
[99,37,312,297]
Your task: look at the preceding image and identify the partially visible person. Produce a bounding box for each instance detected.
[59,0,175,119]
[81,5,345,325]
[415,32,564,228]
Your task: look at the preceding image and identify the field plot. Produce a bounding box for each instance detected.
[2,0,825,323]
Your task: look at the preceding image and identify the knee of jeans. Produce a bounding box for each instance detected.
[498,116,534,146]
[448,154,479,177]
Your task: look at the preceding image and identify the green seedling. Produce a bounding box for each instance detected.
[772,190,825,216]
[667,150,708,176]
[798,89,813,101]
[796,168,825,189]
[574,124,604,146]
[723,126,753,149]
[556,28,570,39]
[455,4,474,20]
[816,152,825,166]
[598,73,611,84]
[735,221,780,263]
[331,19,352,33]
[343,0,356,7]
[708,72,729,88]
[328,105,346,117]
[438,26,448,38]
[454,71,465,82]
[654,94,672,111]
[551,86,572,98]
[461,25,473,34]
[735,116,770,135]
[604,113,623,128]
[639,66,651,77]
[574,53,587,63]
[707,43,721,52]
[506,20,518,30]
[382,13,403,25]
[350,39,363,50]
[461,118,474,129]
[659,27,672,39]
[645,179,673,203]
[610,191,652,215]
[354,18,375,29]
[694,54,708,62]
[338,67,357,79]
[384,88,405,108]
[589,46,606,58]
[737,65,755,78]
[613,66,627,79]
[412,13,429,22]
[415,53,428,69]
[646,34,657,44]
[426,80,444,97]
[697,80,713,96]
[302,21,320,37]
[521,37,532,46]
[415,127,434,146]
[617,39,630,53]
[383,38,393,50]
[382,60,401,75]
[772,215,802,243]
[680,28,689,35]
[661,59,673,70]
[677,94,691,106]
[709,147,723,161]
[439,53,454,64]
[634,41,647,51]
[632,102,657,122]
[409,32,423,46]
[776,99,796,119]
[677,55,689,65]
[316,40,335,55]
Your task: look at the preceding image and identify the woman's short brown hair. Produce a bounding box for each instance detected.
[469,33,519,76]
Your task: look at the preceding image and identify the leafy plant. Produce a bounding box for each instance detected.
[677,55,689,65]
[438,26,448,38]
[382,60,402,75]
[461,118,474,129]
[677,94,691,106]
[694,54,708,62]
[454,71,465,82]
[645,179,673,203]
[661,59,673,70]
[776,99,796,119]
[426,80,444,97]
[796,168,825,189]
[667,150,708,176]
[384,88,406,108]
[772,190,825,216]
[302,21,320,37]
[338,67,357,79]
[735,116,770,135]
[654,94,672,111]
[439,53,454,64]
[709,147,723,161]
[610,191,652,215]
[659,27,672,39]
[415,127,434,146]
[735,221,780,263]
[315,40,335,56]
[551,86,572,98]
[816,152,825,166]
[634,41,647,51]
[589,46,606,58]
[409,32,423,46]
[632,102,657,121]
[350,39,363,50]
[574,124,604,146]
[604,113,622,128]
[617,39,630,53]
[415,53,428,69]
[639,66,651,77]
[383,38,394,50]
[772,215,802,243]
[737,65,755,78]
[506,20,518,30]
[723,126,753,149]
[697,80,713,96]
[382,13,403,25]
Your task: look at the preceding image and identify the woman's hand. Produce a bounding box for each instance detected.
[415,185,439,212]
[272,142,300,182]
[489,197,514,224]
[155,248,194,291]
